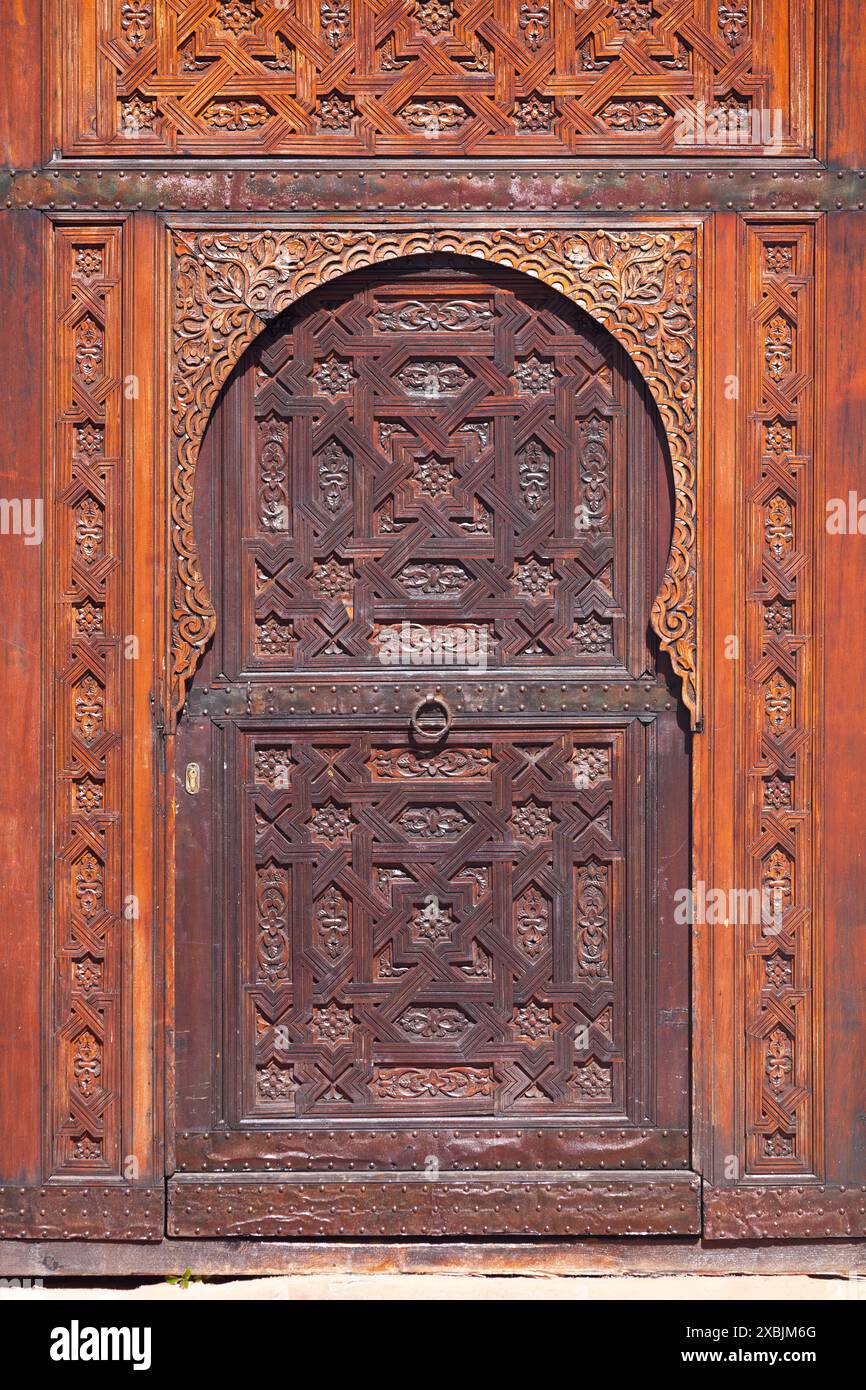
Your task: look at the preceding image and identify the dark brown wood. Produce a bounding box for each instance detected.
[173,258,691,1220]
[0,1186,163,1241]
[166,227,700,721]
[704,1186,866,1240]
[167,1172,701,1238]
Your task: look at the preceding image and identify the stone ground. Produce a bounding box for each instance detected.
[1,1273,864,1299]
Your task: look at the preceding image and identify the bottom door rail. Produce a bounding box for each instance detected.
[168,1170,701,1239]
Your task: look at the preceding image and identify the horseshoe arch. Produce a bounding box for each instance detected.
[169,226,699,723]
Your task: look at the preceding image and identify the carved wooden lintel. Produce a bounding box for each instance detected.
[170,227,699,723]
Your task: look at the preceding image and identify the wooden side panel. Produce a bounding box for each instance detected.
[822,213,866,1189]
[13,216,166,1239]
[821,0,866,166]
[50,222,127,1177]
[126,213,163,1187]
[741,221,820,1178]
[701,214,825,1210]
[0,0,42,167]
[0,210,43,1186]
[697,211,742,1187]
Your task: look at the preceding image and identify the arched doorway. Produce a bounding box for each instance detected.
[172,255,690,1228]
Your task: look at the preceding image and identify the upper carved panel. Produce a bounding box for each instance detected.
[169,227,698,721]
[56,0,813,158]
[216,263,655,677]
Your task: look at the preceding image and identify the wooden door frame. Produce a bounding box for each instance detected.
[3,206,836,1244]
[156,216,708,1237]
[3,0,866,1263]
[159,214,833,1238]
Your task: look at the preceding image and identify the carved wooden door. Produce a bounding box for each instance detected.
[173,256,690,1229]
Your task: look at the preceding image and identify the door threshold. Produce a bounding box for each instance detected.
[3,1233,866,1280]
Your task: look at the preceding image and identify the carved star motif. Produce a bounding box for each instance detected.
[512,800,554,841]
[513,356,556,394]
[309,802,355,842]
[510,1001,555,1042]
[311,355,355,397]
[513,558,555,599]
[311,556,354,600]
[311,1002,354,1047]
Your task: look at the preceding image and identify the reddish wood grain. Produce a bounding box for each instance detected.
[0,0,41,167]
[822,213,866,1188]
[0,210,42,1186]
[52,1,814,160]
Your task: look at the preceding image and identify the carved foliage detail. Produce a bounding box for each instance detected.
[578,416,612,530]
[256,864,290,983]
[575,859,610,978]
[257,418,289,531]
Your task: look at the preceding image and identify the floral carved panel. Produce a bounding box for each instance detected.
[169,226,700,722]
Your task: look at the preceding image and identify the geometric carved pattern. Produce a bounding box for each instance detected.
[243,263,631,676]
[51,227,125,1174]
[58,2,810,159]
[170,226,699,721]
[744,223,816,1176]
[246,729,624,1118]
[173,242,690,1178]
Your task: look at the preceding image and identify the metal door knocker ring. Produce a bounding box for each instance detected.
[409,694,453,743]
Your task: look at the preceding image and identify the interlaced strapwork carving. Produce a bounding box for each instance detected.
[52,229,126,1175]
[241,265,630,673]
[219,267,664,1118]
[744,225,816,1176]
[57,0,813,157]
[176,253,689,1166]
[246,729,623,1117]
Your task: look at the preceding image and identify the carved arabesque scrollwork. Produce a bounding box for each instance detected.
[170,226,698,722]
